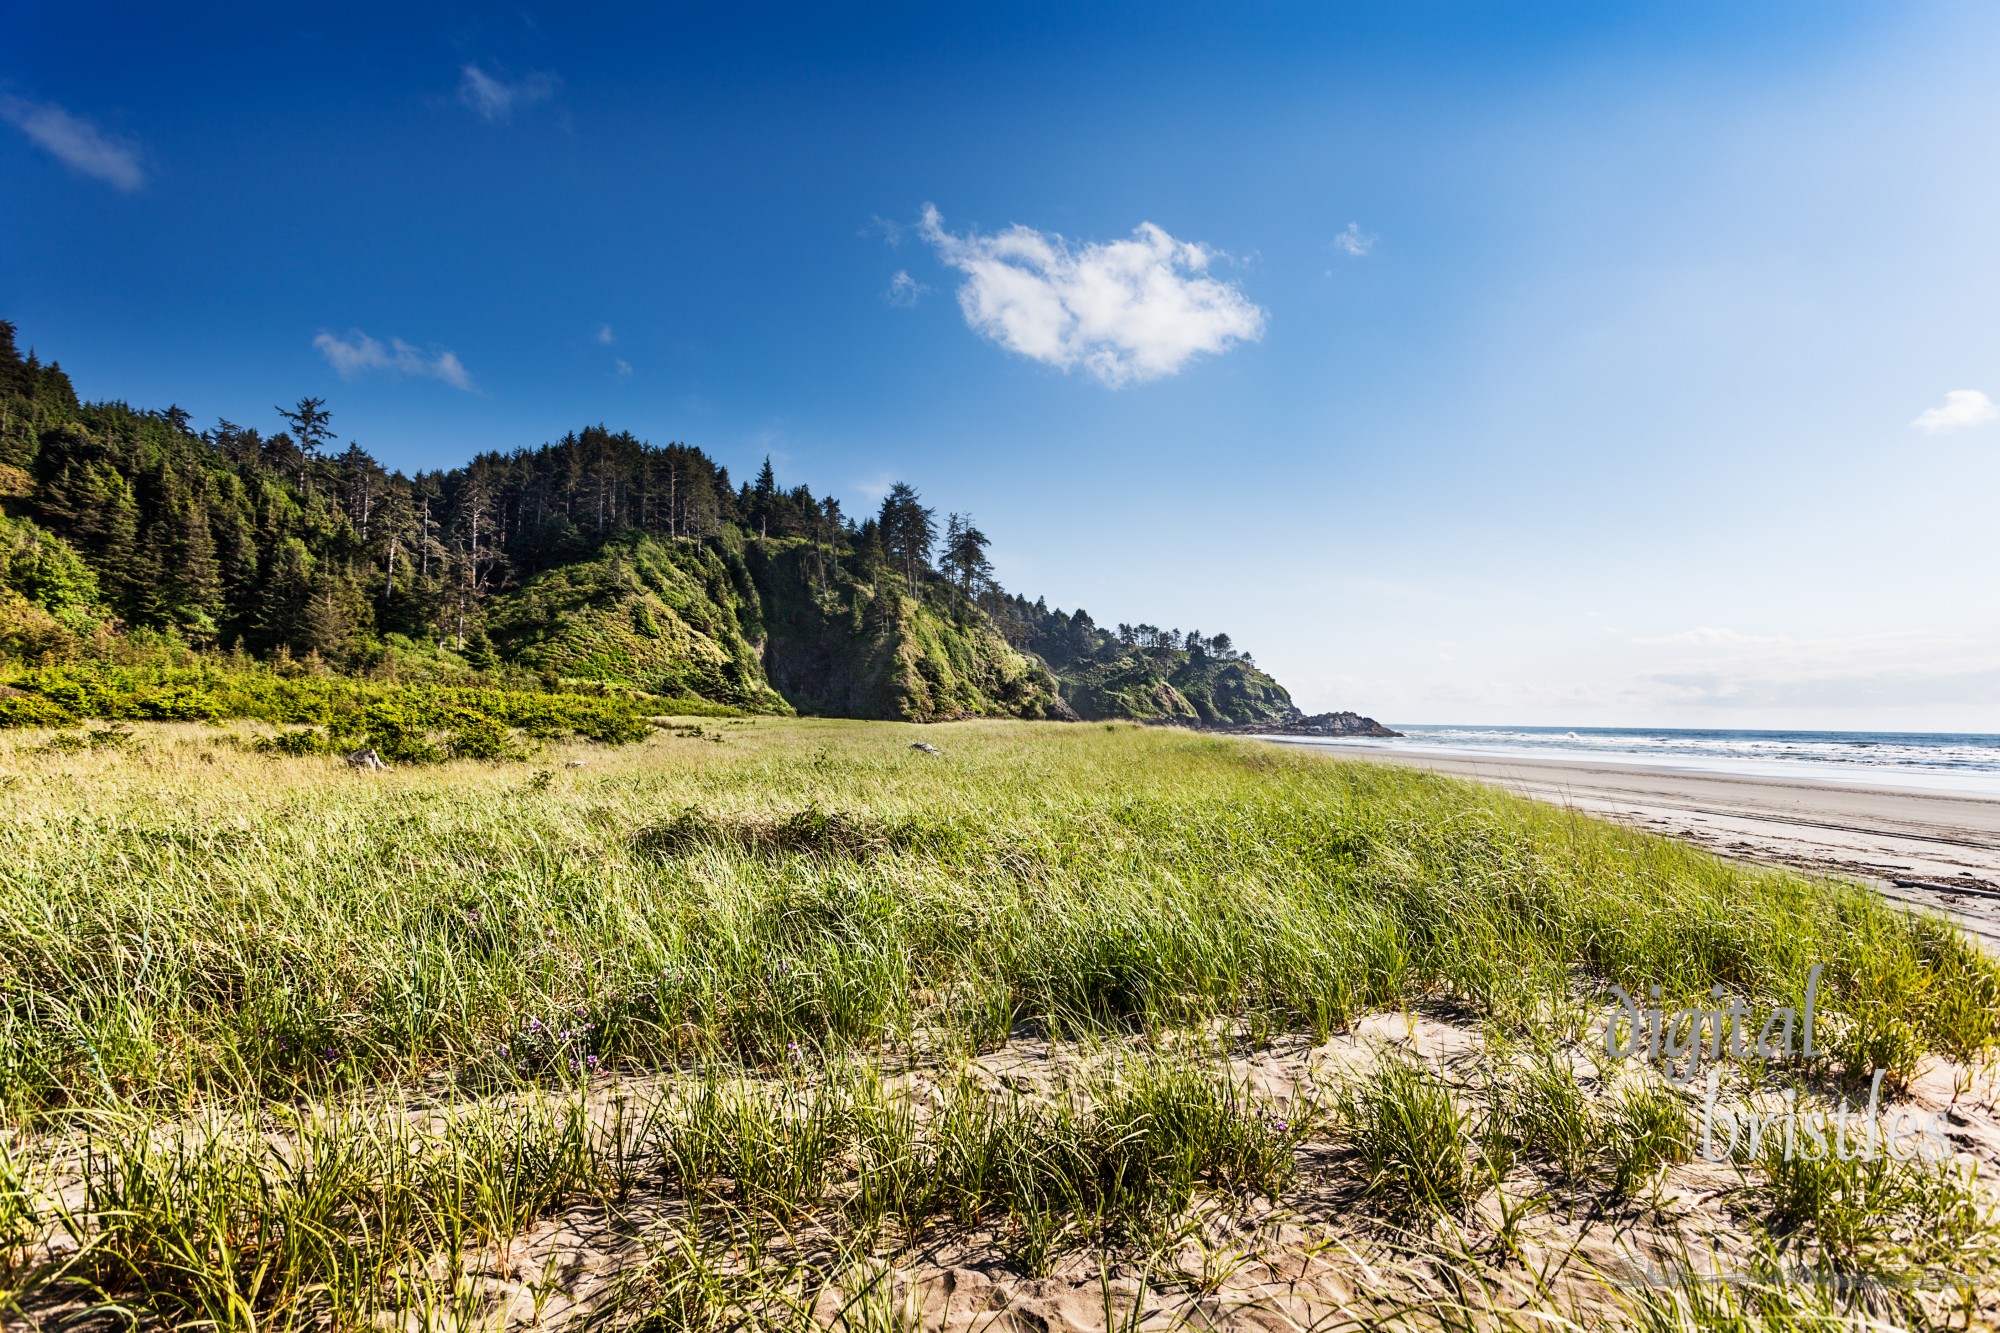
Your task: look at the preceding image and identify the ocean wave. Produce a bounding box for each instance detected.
[1295,725,2000,793]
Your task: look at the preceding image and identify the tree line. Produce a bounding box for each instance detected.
[0,321,1019,670]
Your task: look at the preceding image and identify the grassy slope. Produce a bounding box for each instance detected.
[0,719,1988,1112]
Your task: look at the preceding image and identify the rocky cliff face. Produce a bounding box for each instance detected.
[484,536,789,711]
[487,536,1068,722]
[749,543,1070,722]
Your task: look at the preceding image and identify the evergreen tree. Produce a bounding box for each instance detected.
[276,398,335,478]
[877,482,935,586]
[255,537,315,653]
[940,512,993,595]
[173,498,225,639]
[750,456,777,538]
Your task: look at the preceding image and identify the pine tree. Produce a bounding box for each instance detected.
[255,538,315,653]
[940,512,993,595]
[877,483,936,586]
[171,496,225,639]
[276,398,335,481]
[751,456,777,538]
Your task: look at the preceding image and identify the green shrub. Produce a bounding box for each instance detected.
[0,695,76,728]
[0,662,673,763]
[254,728,336,756]
[444,710,519,760]
[129,684,223,721]
[23,671,117,716]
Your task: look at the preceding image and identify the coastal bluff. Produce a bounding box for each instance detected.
[1162,710,1401,738]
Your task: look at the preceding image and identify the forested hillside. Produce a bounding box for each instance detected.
[0,321,1301,724]
[988,594,1298,724]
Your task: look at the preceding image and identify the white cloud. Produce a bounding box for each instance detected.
[596,324,616,345]
[1626,627,2000,710]
[884,270,928,308]
[918,204,1266,387]
[1910,389,1998,434]
[614,358,633,378]
[456,64,557,124]
[0,94,144,192]
[313,330,474,391]
[1332,222,1374,257]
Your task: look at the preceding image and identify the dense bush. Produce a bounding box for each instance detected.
[0,695,75,728]
[0,661,725,761]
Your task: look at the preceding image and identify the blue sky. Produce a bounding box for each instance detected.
[6,1,2000,729]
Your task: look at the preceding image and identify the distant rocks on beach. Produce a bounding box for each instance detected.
[1157,710,1401,738]
[1280,711,1401,738]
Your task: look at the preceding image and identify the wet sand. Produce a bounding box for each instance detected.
[1265,740,2000,950]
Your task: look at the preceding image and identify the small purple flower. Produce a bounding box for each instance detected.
[585,1054,599,1069]
[467,909,481,923]
[528,1017,542,1032]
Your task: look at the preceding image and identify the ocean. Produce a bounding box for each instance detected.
[1283,725,2000,795]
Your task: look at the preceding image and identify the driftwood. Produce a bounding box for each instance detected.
[345,748,389,772]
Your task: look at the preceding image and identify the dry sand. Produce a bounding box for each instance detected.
[1268,741,2000,951]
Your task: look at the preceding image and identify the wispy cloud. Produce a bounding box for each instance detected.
[456,64,558,124]
[595,324,616,345]
[862,215,908,247]
[918,205,1265,387]
[1332,222,1374,257]
[1629,626,2000,710]
[313,330,473,391]
[852,472,896,503]
[883,270,928,308]
[1910,389,1998,435]
[0,94,144,191]
[613,358,632,378]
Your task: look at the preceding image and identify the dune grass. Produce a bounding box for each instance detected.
[1,718,1989,1114]
[1,717,1997,1329]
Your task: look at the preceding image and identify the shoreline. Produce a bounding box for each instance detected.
[1265,737,2000,951]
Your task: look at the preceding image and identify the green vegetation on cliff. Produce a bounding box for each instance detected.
[0,320,1299,725]
[486,535,786,711]
[754,541,1068,721]
[989,591,1297,725]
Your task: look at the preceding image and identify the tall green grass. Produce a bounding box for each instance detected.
[1,720,1990,1116]
[2,718,1997,1329]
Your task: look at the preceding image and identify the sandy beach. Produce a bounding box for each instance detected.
[1267,739,2000,950]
